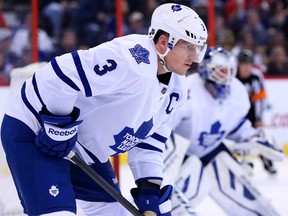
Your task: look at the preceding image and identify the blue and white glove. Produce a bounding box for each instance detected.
[248,128,284,161]
[35,106,82,158]
[131,180,173,216]
[229,128,284,161]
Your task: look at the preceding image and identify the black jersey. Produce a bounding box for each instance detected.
[236,67,267,126]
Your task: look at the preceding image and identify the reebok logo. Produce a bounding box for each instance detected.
[48,128,77,136]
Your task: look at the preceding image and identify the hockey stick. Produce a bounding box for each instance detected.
[67,151,155,216]
[173,185,198,215]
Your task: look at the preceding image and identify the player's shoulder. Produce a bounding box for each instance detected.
[87,34,158,78]
[186,72,203,85]
[231,77,248,95]
[230,77,250,105]
[185,73,208,101]
[111,34,155,55]
[89,34,154,54]
[186,73,204,92]
[117,34,152,45]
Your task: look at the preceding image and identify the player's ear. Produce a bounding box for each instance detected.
[156,34,169,55]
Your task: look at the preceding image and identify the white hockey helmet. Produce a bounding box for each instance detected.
[148,3,208,63]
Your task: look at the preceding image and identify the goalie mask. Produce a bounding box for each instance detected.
[148,3,208,63]
[198,47,236,100]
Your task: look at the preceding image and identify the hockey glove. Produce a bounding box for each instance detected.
[131,180,173,216]
[229,128,284,161]
[35,106,82,158]
[248,133,284,161]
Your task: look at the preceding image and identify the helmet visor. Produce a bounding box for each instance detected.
[195,43,207,63]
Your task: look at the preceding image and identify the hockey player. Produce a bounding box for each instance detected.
[0,3,207,216]
[164,47,284,216]
[236,49,277,175]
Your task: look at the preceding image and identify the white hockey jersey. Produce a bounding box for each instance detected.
[173,73,258,158]
[6,34,188,181]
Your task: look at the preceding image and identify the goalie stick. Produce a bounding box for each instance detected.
[67,151,152,216]
[173,185,198,216]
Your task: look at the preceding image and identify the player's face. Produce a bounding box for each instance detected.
[165,40,199,75]
[211,67,230,84]
[238,63,252,78]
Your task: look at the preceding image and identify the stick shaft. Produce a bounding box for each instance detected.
[173,185,197,215]
[68,151,143,216]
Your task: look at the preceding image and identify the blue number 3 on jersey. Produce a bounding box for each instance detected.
[94,59,117,76]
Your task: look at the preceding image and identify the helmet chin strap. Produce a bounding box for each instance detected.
[157,48,171,73]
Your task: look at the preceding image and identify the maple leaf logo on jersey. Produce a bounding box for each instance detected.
[49,185,59,197]
[198,121,225,148]
[110,118,153,154]
[129,44,150,64]
[171,4,182,12]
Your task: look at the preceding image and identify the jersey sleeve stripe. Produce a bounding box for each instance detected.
[71,51,92,97]
[151,133,168,143]
[32,74,44,106]
[136,142,163,152]
[21,82,41,125]
[51,58,80,91]
[228,117,247,136]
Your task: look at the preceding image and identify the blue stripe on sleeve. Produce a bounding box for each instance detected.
[151,133,168,143]
[228,117,247,136]
[71,51,92,97]
[32,74,44,106]
[51,58,80,91]
[136,142,163,153]
[21,82,41,125]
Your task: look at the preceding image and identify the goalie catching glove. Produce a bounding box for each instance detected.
[229,128,284,161]
[131,180,173,216]
[35,106,82,158]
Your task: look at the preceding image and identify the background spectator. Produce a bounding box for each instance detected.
[39,0,78,41]
[51,28,78,57]
[0,28,14,82]
[1,0,288,80]
[266,45,288,76]
[9,10,54,64]
[74,0,110,47]
[126,11,148,35]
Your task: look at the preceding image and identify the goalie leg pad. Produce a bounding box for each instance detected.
[163,133,190,185]
[207,151,280,216]
[171,155,212,215]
